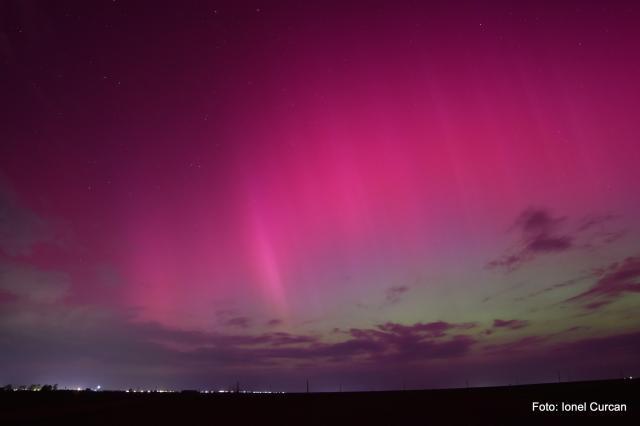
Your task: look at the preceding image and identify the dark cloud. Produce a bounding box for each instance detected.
[224,316,251,329]
[266,318,282,327]
[0,185,55,256]
[484,335,548,354]
[384,285,410,304]
[565,256,640,310]
[579,214,625,250]
[552,330,640,358]
[564,326,590,333]
[215,308,237,319]
[0,262,70,303]
[0,303,184,371]
[487,208,572,271]
[482,281,528,303]
[189,321,479,365]
[2,297,639,391]
[583,300,610,310]
[514,275,591,302]
[375,320,476,338]
[332,321,478,363]
[484,328,640,365]
[526,235,572,252]
[492,319,529,330]
[470,330,640,387]
[0,300,322,378]
[486,255,522,271]
[0,309,480,387]
[516,208,566,235]
[576,214,615,232]
[487,208,622,272]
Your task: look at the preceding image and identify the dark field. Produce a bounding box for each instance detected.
[1,379,638,425]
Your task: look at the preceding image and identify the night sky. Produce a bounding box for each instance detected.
[1,0,639,391]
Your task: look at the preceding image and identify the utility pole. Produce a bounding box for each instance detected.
[306,379,309,393]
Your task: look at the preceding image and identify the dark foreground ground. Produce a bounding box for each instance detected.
[1,379,638,425]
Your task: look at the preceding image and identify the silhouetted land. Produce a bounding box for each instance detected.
[0,379,637,425]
